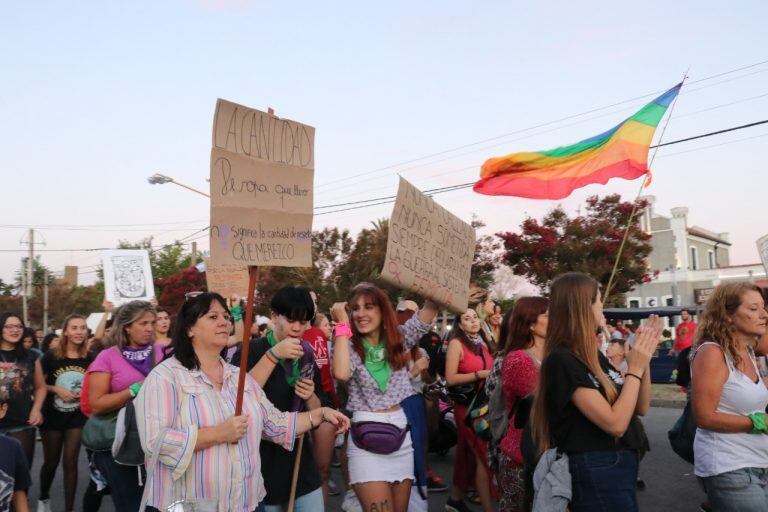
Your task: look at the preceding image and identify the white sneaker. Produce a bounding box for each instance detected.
[341,489,363,512]
[37,499,51,512]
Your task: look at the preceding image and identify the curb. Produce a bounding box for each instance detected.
[651,399,685,409]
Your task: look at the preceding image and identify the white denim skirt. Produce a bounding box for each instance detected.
[347,409,415,485]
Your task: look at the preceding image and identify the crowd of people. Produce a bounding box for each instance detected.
[1,273,768,512]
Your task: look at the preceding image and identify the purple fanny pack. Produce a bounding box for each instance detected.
[350,421,410,455]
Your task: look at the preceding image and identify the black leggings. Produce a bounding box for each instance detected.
[6,427,36,467]
[39,428,82,512]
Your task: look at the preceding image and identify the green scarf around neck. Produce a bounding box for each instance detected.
[266,331,300,386]
[362,337,391,393]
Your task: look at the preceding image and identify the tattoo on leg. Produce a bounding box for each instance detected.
[368,500,390,512]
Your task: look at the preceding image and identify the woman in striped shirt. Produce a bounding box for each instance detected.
[135,292,350,512]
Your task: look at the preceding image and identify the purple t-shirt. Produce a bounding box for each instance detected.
[87,344,163,393]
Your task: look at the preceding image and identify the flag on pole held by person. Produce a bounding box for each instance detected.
[473,83,682,199]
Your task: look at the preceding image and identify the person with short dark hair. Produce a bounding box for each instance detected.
[234,286,346,512]
[136,291,348,512]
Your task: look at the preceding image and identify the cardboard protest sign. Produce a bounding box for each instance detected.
[102,249,155,306]
[209,99,315,267]
[203,257,249,299]
[380,177,475,314]
[757,234,768,274]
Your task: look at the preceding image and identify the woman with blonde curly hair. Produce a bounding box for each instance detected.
[692,282,768,511]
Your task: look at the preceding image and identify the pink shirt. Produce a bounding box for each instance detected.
[87,344,163,392]
[134,356,296,511]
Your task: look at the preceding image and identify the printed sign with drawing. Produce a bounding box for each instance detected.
[757,234,768,274]
[102,249,155,306]
[209,99,315,267]
[380,177,475,314]
[203,257,249,299]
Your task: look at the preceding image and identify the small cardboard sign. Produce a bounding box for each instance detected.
[102,249,155,306]
[209,100,315,267]
[203,257,249,300]
[380,177,475,314]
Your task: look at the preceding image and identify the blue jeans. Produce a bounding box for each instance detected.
[263,487,323,512]
[568,450,639,512]
[93,451,144,512]
[701,467,768,512]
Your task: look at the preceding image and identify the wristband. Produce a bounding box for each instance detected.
[265,349,278,365]
[625,372,643,382]
[334,322,352,338]
[749,412,768,434]
[129,382,142,398]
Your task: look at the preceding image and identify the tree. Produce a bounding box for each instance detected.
[470,216,500,291]
[497,194,653,306]
[14,257,55,290]
[156,267,206,315]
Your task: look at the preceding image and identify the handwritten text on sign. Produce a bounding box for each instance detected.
[203,258,249,299]
[210,100,314,267]
[381,178,475,314]
[213,99,314,169]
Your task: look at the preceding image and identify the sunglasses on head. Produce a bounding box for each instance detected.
[184,291,205,301]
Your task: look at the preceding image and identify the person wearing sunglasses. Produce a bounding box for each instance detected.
[136,291,349,512]
[0,312,46,467]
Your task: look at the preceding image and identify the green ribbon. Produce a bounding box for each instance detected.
[266,331,300,387]
[749,412,768,434]
[362,338,391,393]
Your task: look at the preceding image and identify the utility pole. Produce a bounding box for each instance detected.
[21,270,28,325]
[191,241,198,265]
[26,228,34,300]
[43,269,49,333]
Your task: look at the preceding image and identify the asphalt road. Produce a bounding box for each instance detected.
[26,407,703,511]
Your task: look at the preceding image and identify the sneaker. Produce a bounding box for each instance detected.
[445,498,472,512]
[328,478,341,496]
[341,489,363,512]
[37,499,51,512]
[427,474,448,492]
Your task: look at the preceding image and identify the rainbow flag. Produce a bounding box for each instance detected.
[474,83,682,199]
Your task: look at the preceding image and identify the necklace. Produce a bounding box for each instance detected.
[203,366,223,385]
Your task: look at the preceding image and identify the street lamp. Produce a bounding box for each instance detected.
[147,173,210,198]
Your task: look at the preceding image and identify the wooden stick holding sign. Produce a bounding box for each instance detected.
[234,265,258,415]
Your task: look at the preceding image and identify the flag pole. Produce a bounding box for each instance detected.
[603,69,690,303]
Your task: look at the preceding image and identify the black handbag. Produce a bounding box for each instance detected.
[668,399,696,464]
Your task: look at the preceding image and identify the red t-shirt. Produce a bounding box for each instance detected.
[303,327,336,404]
[674,320,697,352]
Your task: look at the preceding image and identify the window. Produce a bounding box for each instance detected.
[690,246,698,270]
[708,250,715,269]
[628,298,641,308]
[663,295,674,306]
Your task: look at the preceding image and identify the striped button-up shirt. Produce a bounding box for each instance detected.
[135,356,296,512]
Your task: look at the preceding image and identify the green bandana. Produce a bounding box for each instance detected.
[362,338,391,393]
[266,331,300,387]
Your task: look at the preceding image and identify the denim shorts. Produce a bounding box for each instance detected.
[568,449,639,512]
[701,467,768,512]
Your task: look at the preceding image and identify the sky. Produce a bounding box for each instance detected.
[2,0,767,286]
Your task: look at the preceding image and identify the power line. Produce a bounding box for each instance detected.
[314,58,768,190]
[313,118,768,216]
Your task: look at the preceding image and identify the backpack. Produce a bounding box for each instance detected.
[112,400,145,466]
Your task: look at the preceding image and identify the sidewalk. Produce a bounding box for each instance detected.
[651,383,687,408]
